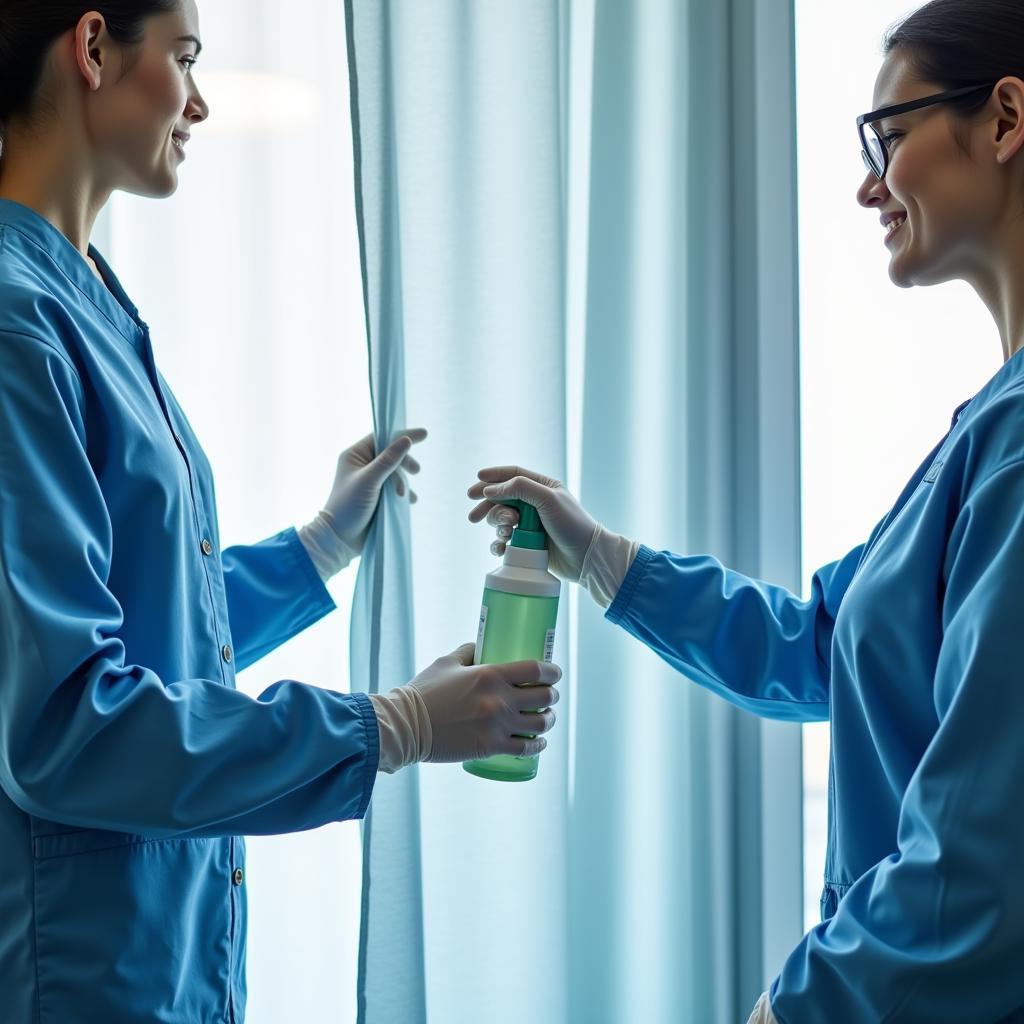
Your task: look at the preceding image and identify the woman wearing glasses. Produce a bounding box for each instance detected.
[470,1,1024,1021]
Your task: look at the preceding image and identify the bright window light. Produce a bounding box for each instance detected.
[795,0,999,933]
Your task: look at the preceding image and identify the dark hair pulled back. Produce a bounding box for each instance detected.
[0,1,179,136]
[883,0,1024,154]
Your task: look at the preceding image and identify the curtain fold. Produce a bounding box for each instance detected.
[569,0,803,1017]
[345,0,803,1019]
[345,3,427,1022]
[346,5,570,1021]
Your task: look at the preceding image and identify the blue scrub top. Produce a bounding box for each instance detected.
[608,349,1024,1022]
[0,199,379,1023]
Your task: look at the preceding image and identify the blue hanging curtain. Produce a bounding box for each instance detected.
[344,0,803,1020]
[345,2,426,1021]
[569,1,804,1018]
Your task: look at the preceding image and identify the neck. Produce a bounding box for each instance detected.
[959,215,1024,363]
[0,126,111,259]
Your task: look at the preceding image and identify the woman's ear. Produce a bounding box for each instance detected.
[992,76,1024,166]
[73,14,111,93]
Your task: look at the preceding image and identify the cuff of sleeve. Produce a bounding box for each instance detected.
[745,991,779,1024]
[368,685,432,773]
[297,511,361,583]
[284,526,339,612]
[579,526,641,609]
[605,543,656,623]
[350,692,380,817]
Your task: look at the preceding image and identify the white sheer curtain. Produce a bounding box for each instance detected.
[105,2,367,1019]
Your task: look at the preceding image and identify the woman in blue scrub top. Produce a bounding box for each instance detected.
[0,2,561,1021]
[472,1,1024,1021]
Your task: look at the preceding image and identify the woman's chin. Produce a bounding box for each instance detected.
[888,248,957,290]
[887,259,916,288]
[117,162,179,199]
[153,162,180,197]
[886,240,921,289]
[157,175,180,198]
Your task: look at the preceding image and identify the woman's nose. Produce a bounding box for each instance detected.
[186,88,210,126]
[856,169,889,209]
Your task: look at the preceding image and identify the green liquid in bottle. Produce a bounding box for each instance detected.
[463,588,559,782]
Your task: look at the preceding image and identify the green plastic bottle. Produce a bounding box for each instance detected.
[463,499,561,782]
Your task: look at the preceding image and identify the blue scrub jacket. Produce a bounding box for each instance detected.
[0,199,379,1023]
[608,350,1024,1021]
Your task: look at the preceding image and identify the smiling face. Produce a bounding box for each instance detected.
[856,48,1024,290]
[83,0,209,198]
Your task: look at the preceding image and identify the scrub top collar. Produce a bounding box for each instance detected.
[0,198,146,351]
[951,342,1024,431]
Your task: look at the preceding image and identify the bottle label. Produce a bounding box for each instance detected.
[474,605,488,664]
[543,629,556,663]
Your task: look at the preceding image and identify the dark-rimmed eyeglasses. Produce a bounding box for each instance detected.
[857,83,997,181]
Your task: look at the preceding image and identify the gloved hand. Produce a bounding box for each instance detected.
[369,643,561,771]
[466,466,601,581]
[298,427,427,582]
[467,465,642,608]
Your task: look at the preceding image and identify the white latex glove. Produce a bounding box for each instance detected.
[298,427,427,581]
[467,465,641,607]
[745,991,779,1024]
[467,466,602,581]
[370,642,561,770]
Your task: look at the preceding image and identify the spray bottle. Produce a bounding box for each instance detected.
[463,499,561,782]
